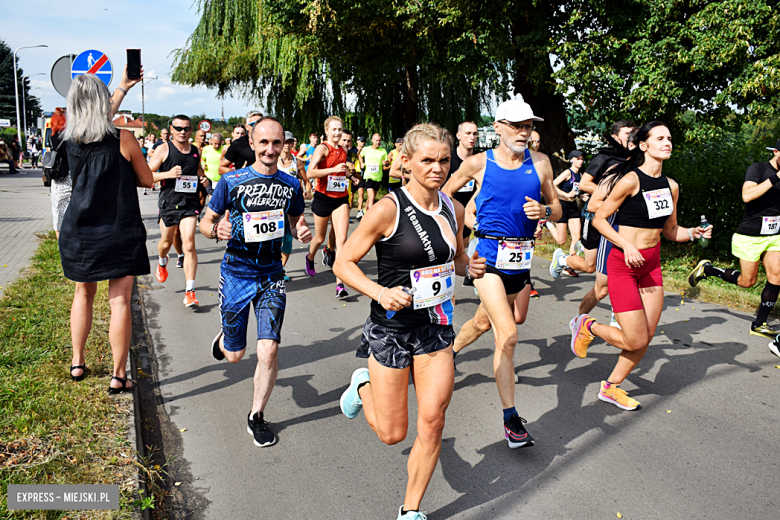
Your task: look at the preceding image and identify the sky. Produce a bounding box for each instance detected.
[4,0,255,121]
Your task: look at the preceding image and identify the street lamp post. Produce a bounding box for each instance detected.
[21,74,44,137]
[13,45,48,149]
[141,76,159,138]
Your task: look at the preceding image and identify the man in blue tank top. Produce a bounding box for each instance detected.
[443,96,561,449]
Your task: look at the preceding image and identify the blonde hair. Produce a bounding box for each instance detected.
[323,116,343,131]
[62,74,117,144]
[400,123,453,159]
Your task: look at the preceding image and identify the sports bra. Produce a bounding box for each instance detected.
[617,168,673,229]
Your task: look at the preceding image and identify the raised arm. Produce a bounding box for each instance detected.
[441,153,486,198]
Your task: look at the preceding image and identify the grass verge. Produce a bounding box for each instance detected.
[534,228,772,317]
[0,232,141,519]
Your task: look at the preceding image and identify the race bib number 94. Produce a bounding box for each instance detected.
[496,240,533,270]
[761,216,780,235]
[643,188,673,219]
[327,174,347,192]
[175,175,198,193]
[243,209,285,243]
[410,262,455,310]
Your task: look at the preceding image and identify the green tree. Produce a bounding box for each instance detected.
[0,40,42,129]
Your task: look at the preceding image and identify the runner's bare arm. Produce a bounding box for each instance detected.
[742,177,779,202]
[441,154,486,198]
[464,195,477,230]
[296,161,312,198]
[552,170,574,201]
[110,65,141,117]
[148,144,180,182]
[533,153,562,221]
[662,179,713,242]
[199,208,231,240]
[218,157,233,175]
[594,173,641,264]
[389,153,404,179]
[308,144,345,179]
[119,130,153,188]
[580,173,597,195]
[333,198,413,309]
[287,213,312,243]
[451,201,486,278]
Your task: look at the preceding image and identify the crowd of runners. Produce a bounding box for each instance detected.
[51,71,780,518]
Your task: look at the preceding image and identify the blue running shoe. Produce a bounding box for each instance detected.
[550,248,567,279]
[397,506,428,519]
[283,274,291,282]
[340,368,370,419]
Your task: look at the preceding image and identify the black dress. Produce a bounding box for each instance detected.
[59,134,150,282]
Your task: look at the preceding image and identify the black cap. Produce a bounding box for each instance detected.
[395,137,404,144]
[567,150,583,160]
[766,139,780,152]
[357,136,366,142]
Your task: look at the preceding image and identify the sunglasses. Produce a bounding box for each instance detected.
[172,126,192,132]
[499,120,535,133]
[247,121,258,127]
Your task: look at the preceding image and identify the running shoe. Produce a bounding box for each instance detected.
[304,256,316,276]
[768,336,780,358]
[570,314,596,358]
[397,506,428,520]
[143,189,147,195]
[687,259,711,287]
[564,266,579,277]
[550,248,567,279]
[750,322,780,339]
[283,274,291,282]
[340,367,370,419]
[356,210,364,220]
[503,414,534,449]
[609,312,622,330]
[211,330,225,361]
[336,283,349,298]
[247,411,277,447]
[183,291,199,308]
[155,262,168,283]
[463,274,474,287]
[598,381,640,410]
[575,240,585,257]
[322,246,335,268]
[529,282,540,299]
[176,255,184,269]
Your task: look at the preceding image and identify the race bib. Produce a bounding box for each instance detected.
[643,188,673,219]
[495,240,534,270]
[458,180,475,193]
[327,175,347,192]
[243,209,285,243]
[761,216,780,235]
[410,262,455,310]
[175,175,198,193]
[572,182,580,195]
[366,164,380,174]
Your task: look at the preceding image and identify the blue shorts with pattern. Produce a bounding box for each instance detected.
[356,317,454,369]
[218,265,286,351]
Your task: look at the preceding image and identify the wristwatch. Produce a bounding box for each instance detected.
[545,206,551,219]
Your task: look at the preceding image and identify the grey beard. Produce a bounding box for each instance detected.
[504,138,527,155]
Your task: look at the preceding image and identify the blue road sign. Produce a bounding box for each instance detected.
[71,50,113,87]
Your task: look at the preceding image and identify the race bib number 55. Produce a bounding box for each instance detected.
[410,262,455,309]
[496,240,533,270]
[243,209,285,243]
[175,175,198,193]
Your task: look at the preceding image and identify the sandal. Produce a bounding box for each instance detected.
[107,375,137,395]
[70,365,88,382]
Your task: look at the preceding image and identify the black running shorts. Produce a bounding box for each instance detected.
[356,317,454,369]
[484,265,532,295]
[365,179,382,191]
[311,191,349,218]
[158,206,199,227]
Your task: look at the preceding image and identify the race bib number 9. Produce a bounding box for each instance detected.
[761,216,780,235]
[458,180,475,193]
[327,174,347,192]
[243,209,285,243]
[175,175,198,193]
[410,262,455,310]
[366,164,380,174]
[643,188,673,219]
[496,240,533,270]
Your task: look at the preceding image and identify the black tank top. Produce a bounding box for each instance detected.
[617,168,673,229]
[159,141,201,209]
[560,168,580,192]
[370,187,458,328]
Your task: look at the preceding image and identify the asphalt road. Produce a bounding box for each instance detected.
[136,189,779,520]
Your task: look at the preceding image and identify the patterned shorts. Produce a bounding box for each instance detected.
[356,318,454,369]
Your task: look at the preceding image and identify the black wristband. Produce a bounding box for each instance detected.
[211,222,220,241]
[770,176,780,186]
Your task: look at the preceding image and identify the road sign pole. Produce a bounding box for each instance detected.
[13,45,47,154]
[141,79,145,138]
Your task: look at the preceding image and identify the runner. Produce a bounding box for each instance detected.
[550,150,585,276]
[201,133,225,195]
[353,136,368,218]
[334,123,486,520]
[360,133,390,211]
[443,96,561,448]
[297,131,319,173]
[688,139,780,341]
[194,129,207,152]
[200,117,311,447]
[148,115,206,308]
[278,130,312,280]
[304,116,352,298]
[386,137,404,191]
[220,111,263,174]
[448,121,480,249]
[570,121,712,410]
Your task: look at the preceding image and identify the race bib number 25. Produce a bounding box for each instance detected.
[495,240,533,270]
[243,209,285,243]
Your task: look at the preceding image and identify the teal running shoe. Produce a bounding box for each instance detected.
[340,368,369,419]
[397,506,428,519]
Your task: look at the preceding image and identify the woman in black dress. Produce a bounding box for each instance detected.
[60,73,153,393]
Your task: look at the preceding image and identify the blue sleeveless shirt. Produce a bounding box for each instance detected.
[475,148,541,274]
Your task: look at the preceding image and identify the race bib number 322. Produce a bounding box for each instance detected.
[175,175,198,193]
[410,262,455,310]
[495,240,533,270]
[643,188,673,219]
[243,209,285,243]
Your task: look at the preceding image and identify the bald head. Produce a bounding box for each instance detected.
[250,117,285,168]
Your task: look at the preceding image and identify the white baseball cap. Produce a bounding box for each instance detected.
[495,95,544,123]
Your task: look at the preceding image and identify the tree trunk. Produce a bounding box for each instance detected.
[402,65,419,133]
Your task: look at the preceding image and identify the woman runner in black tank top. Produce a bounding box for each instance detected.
[333,123,486,518]
[569,121,713,412]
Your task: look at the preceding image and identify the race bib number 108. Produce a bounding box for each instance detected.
[243,209,285,243]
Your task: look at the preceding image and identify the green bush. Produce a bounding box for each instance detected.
[0,127,26,149]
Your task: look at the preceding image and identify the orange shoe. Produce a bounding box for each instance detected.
[569,314,596,358]
[156,263,168,283]
[183,291,199,308]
